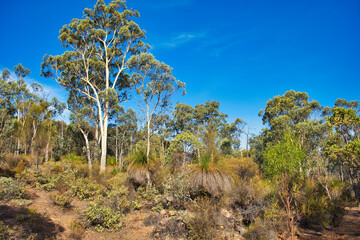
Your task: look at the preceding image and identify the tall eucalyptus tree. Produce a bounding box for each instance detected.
[41,0,148,172]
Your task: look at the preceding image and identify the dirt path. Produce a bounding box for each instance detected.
[28,188,88,239]
[299,207,360,240]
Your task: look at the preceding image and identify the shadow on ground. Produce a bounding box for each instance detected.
[0,204,64,239]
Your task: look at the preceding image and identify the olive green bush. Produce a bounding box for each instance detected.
[83,198,124,231]
[0,177,29,201]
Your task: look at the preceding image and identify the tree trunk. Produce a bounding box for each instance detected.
[79,128,92,169]
[146,120,151,160]
[45,123,52,162]
[115,126,118,164]
[100,113,108,173]
[30,120,37,155]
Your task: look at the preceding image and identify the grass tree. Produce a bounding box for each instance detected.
[41,0,148,173]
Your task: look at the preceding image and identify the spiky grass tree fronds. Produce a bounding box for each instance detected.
[190,152,233,196]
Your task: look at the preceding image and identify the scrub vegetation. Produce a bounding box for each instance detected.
[0,1,359,239]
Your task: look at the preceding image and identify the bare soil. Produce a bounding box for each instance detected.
[299,207,360,240]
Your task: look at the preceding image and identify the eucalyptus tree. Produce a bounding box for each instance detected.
[128,53,185,160]
[326,99,360,199]
[114,108,137,168]
[0,69,15,148]
[41,0,148,172]
[68,90,99,168]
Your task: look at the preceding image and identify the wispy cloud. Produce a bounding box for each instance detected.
[152,31,207,49]
[139,0,195,9]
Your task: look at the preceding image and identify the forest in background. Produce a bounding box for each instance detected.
[0,1,359,239]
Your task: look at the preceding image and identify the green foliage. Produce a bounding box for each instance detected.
[83,198,125,231]
[263,133,306,178]
[62,153,86,164]
[198,152,212,170]
[70,178,101,200]
[298,181,345,228]
[106,156,117,166]
[0,177,28,201]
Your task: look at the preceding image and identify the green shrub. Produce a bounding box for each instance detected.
[83,198,124,231]
[71,178,101,200]
[50,191,73,208]
[0,177,28,201]
[298,181,345,229]
[107,156,117,166]
[63,153,86,163]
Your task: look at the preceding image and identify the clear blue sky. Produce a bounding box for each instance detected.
[0,0,359,134]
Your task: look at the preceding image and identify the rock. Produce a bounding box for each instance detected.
[160,209,167,218]
[234,222,246,236]
[215,214,228,228]
[221,208,232,218]
[169,210,177,216]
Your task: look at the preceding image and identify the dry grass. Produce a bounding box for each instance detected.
[190,167,233,196]
[128,165,151,185]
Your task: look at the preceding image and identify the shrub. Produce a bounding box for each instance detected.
[143,213,162,226]
[152,218,187,239]
[62,153,86,164]
[50,191,73,208]
[107,156,117,166]
[244,217,278,240]
[0,177,28,201]
[69,220,85,240]
[186,197,219,240]
[83,198,124,231]
[298,181,345,229]
[0,221,14,240]
[70,178,101,200]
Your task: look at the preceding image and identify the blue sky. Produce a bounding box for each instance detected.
[0,0,359,135]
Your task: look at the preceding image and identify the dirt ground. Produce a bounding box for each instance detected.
[298,207,360,240]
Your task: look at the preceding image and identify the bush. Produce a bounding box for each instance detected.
[0,221,14,240]
[50,191,73,208]
[0,177,28,201]
[152,218,187,240]
[71,178,101,200]
[62,153,86,164]
[143,213,162,226]
[298,181,345,229]
[83,198,124,231]
[69,220,85,240]
[244,217,278,240]
[186,197,219,240]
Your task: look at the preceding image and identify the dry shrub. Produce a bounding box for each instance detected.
[152,218,187,240]
[143,213,162,226]
[186,197,220,240]
[69,220,85,240]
